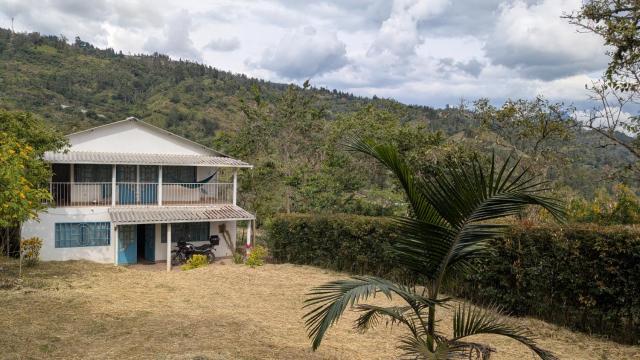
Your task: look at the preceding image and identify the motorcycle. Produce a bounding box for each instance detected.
[171,234,219,265]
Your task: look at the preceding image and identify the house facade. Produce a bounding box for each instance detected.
[21,118,255,270]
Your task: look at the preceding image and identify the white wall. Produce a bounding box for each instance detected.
[69,120,214,155]
[154,220,237,261]
[21,207,114,263]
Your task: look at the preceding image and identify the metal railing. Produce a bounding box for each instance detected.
[115,182,159,206]
[50,182,113,207]
[162,183,233,205]
[49,182,233,207]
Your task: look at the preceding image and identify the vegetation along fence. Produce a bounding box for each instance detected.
[267,213,640,344]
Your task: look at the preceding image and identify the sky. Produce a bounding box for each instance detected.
[0,0,610,108]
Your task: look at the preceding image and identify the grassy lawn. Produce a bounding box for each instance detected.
[1,258,639,359]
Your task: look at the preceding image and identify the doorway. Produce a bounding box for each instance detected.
[136,224,155,263]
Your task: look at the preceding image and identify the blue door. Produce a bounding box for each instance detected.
[118,225,137,265]
[144,224,155,261]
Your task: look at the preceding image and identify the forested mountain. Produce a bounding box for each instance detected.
[0,28,636,218]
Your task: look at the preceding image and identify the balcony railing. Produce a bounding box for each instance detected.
[49,182,233,207]
[162,183,232,205]
[50,182,112,207]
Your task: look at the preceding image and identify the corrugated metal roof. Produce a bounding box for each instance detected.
[43,151,252,168]
[109,205,255,224]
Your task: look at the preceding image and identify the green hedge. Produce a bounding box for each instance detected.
[454,224,640,344]
[267,213,640,344]
[268,213,409,281]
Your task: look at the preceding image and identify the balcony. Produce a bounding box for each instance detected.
[50,182,234,207]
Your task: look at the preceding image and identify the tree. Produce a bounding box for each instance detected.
[565,1,640,178]
[303,138,565,359]
[581,80,640,174]
[0,110,67,255]
[474,97,574,162]
[565,0,640,92]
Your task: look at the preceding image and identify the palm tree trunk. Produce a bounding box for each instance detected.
[427,304,436,351]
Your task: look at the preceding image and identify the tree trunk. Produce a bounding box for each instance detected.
[427,304,436,351]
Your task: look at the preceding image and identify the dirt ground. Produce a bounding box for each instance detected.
[1,258,639,360]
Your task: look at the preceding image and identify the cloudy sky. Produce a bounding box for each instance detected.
[0,0,609,108]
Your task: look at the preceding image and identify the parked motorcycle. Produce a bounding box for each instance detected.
[171,235,220,265]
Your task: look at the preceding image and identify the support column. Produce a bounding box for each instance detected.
[136,165,140,204]
[246,220,252,255]
[232,170,238,205]
[70,164,75,205]
[158,166,163,206]
[111,165,116,206]
[114,225,119,265]
[166,223,172,272]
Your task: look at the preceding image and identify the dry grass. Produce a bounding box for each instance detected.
[0,258,639,360]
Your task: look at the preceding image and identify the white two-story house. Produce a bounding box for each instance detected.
[21,117,255,271]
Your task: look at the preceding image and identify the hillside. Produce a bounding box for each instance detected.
[0,28,635,205]
[0,28,446,142]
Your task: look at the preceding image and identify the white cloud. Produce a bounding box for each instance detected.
[368,0,449,59]
[255,26,348,79]
[485,0,608,80]
[144,9,201,61]
[205,37,240,52]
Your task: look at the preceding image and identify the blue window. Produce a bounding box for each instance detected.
[55,222,111,248]
[161,222,209,243]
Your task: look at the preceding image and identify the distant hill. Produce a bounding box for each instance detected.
[0,28,635,197]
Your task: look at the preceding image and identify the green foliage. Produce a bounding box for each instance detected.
[245,245,267,268]
[569,184,640,224]
[181,254,208,271]
[0,110,67,230]
[232,251,244,264]
[451,224,640,344]
[0,132,50,227]
[20,237,42,266]
[565,1,640,92]
[268,213,406,280]
[300,139,562,359]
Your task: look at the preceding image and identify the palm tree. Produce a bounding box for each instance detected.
[303,138,565,359]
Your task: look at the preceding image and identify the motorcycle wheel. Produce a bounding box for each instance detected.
[171,251,186,266]
[206,252,215,264]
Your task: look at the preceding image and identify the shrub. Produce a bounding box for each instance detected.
[245,245,267,268]
[268,213,640,344]
[268,213,410,281]
[20,237,42,266]
[181,254,208,271]
[451,224,640,344]
[232,251,244,264]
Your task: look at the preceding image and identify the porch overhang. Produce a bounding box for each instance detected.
[43,151,253,168]
[108,205,255,225]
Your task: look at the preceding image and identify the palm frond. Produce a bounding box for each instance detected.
[397,335,449,360]
[303,275,438,350]
[451,303,558,360]
[345,137,445,224]
[353,304,415,334]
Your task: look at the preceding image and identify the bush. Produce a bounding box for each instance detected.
[451,224,640,344]
[20,237,42,266]
[232,251,244,264]
[268,213,640,344]
[268,213,409,281]
[245,245,267,268]
[181,254,208,271]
